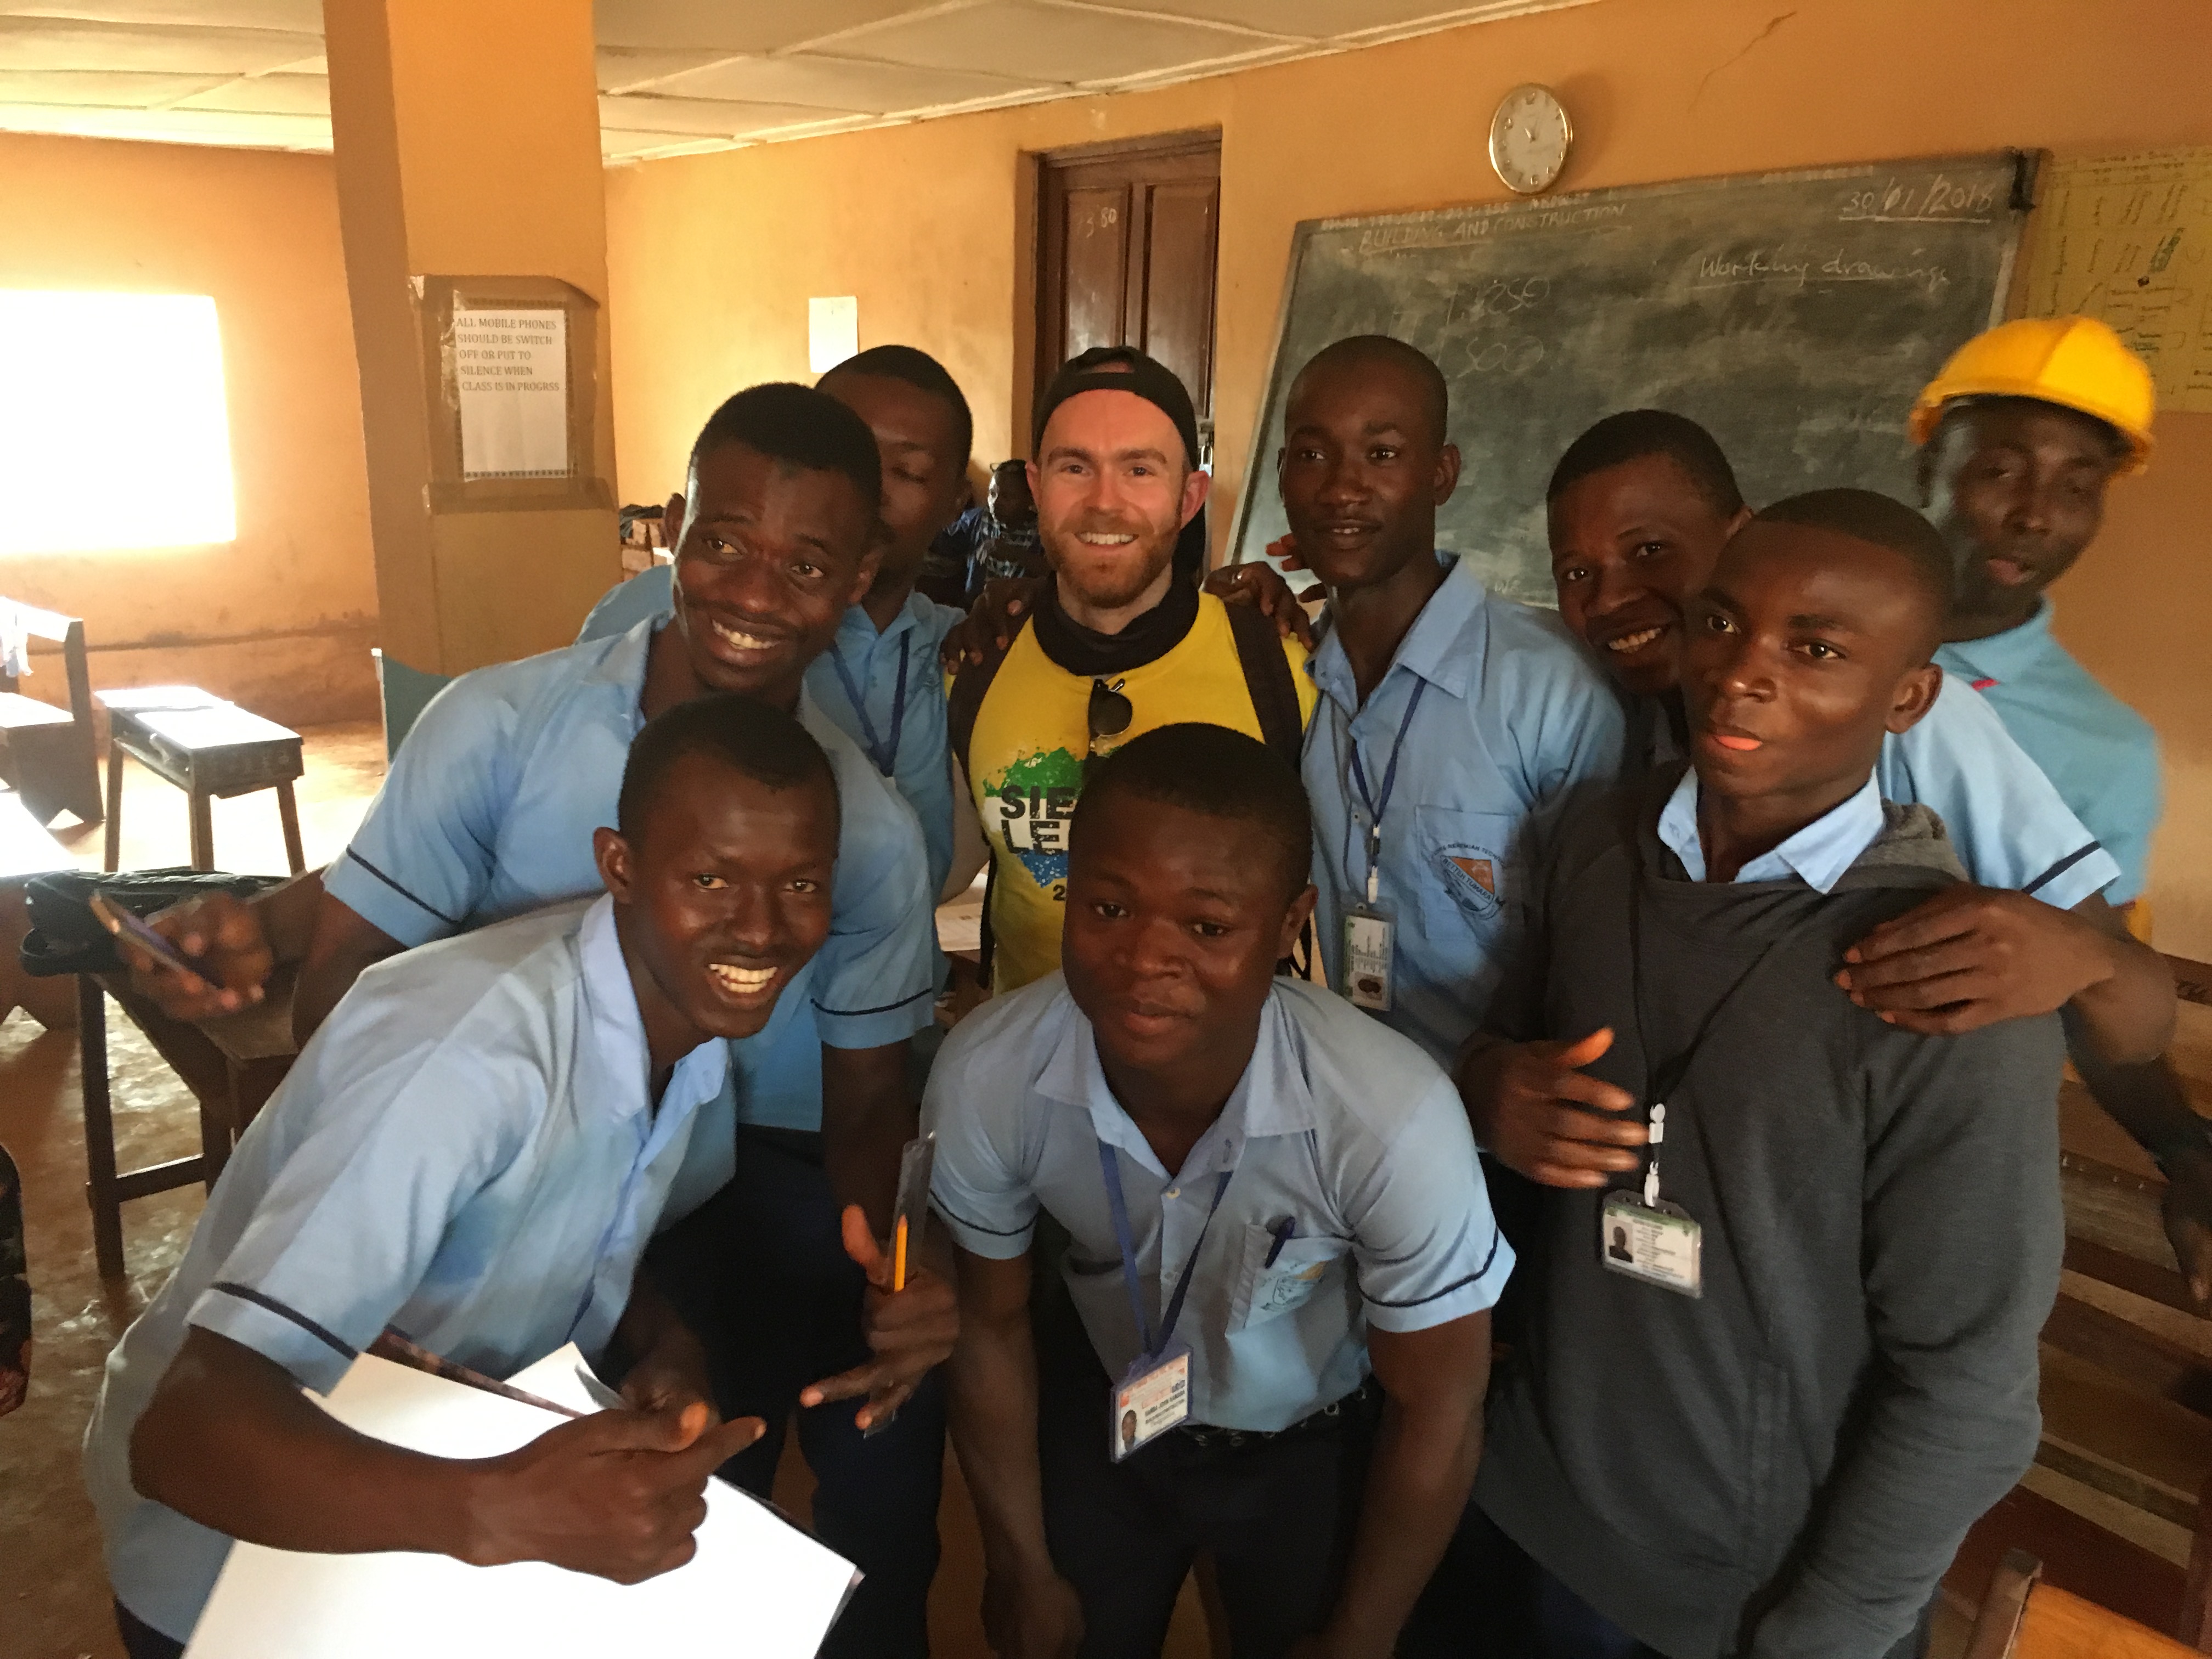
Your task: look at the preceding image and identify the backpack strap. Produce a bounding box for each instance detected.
[1223,597,1307,771]
[946,627,1016,781]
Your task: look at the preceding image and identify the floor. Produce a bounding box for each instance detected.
[0,725,1210,1659]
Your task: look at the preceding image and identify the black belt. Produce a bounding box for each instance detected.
[1173,1375,1382,1451]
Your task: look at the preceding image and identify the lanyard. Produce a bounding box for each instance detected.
[1623,837,1790,1205]
[1345,679,1429,905]
[1097,1142,1234,1361]
[828,632,910,778]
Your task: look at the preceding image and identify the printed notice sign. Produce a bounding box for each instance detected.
[808,296,857,374]
[455,306,570,479]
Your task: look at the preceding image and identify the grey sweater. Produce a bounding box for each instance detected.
[1475,768,2064,1658]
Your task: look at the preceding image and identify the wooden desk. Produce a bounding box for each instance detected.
[99,687,304,873]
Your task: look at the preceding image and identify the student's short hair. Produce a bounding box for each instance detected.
[1073,724,1313,903]
[1547,410,1746,517]
[1291,335,1450,447]
[1752,488,1954,628]
[820,345,975,464]
[992,458,1030,481]
[688,383,882,521]
[617,692,838,845]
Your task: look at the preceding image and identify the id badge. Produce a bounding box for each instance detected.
[1109,1340,1191,1462]
[1600,1192,1702,1297]
[1344,905,1395,1012]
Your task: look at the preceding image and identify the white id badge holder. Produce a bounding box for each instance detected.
[1344,903,1395,1012]
[1599,1103,1702,1297]
[1110,1339,1193,1462]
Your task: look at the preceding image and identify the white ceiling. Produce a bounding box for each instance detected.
[0,0,1594,162]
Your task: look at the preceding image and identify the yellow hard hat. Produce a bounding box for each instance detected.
[1908,315,2154,473]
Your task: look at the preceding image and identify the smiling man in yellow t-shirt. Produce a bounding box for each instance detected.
[951,348,1316,992]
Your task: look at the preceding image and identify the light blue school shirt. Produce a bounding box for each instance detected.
[1305,554,1628,1071]
[579,565,964,898]
[322,618,936,1130]
[1658,770,1884,889]
[84,898,737,1643]
[926,973,1510,1432]
[1630,675,2120,911]
[1934,601,2161,905]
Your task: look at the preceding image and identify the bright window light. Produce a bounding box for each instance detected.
[0,291,238,554]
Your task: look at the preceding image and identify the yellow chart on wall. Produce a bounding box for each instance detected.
[2022,147,2212,414]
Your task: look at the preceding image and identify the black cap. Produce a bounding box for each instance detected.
[1031,346,1200,472]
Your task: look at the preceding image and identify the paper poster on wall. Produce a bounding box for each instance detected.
[454,306,571,478]
[809,296,857,373]
[2022,147,2212,414]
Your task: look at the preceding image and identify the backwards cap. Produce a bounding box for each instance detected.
[1032,346,1201,472]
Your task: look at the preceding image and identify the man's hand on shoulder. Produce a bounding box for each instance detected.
[1204,550,1321,651]
[1836,885,2124,1036]
[941,577,1045,673]
[1457,1028,1645,1189]
[460,1401,763,1583]
[798,1205,958,1430]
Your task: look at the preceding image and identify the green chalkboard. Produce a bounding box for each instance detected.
[1226,152,2035,605]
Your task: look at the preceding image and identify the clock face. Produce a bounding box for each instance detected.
[1489,83,1572,195]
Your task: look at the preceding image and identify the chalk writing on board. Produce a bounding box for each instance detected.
[2021,146,2212,415]
[1837,172,2003,224]
[1230,154,2026,605]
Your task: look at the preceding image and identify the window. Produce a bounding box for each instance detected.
[0,291,238,554]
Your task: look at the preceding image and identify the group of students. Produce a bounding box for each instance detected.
[82,309,2196,1659]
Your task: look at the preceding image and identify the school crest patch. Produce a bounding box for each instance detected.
[1438,845,1503,919]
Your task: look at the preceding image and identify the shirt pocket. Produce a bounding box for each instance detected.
[1410,805,1517,929]
[1229,1222,1351,1332]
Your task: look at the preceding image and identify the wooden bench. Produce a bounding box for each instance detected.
[0,597,101,827]
[98,686,304,874]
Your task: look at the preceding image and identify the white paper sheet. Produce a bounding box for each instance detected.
[808,296,857,373]
[454,306,570,479]
[184,1345,858,1659]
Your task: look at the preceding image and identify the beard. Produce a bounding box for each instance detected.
[1042,509,1182,612]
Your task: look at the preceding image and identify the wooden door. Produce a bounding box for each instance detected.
[1035,129,1221,461]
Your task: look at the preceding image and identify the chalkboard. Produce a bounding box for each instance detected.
[1226,153,2035,605]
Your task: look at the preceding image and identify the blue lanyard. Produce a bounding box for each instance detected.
[1097,1141,1234,1361]
[1346,679,1428,902]
[828,632,910,778]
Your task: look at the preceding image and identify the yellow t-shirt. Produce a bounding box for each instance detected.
[964,591,1316,992]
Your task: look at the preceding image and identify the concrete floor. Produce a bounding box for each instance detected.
[0,723,1211,1659]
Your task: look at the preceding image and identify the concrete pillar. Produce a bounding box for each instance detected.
[324,0,618,675]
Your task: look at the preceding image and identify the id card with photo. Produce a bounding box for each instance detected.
[1110,1341,1191,1462]
[1344,907,1395,1012]
[1600,1192,1702,1297]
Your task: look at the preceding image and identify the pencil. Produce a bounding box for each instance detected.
[892,1216,910,1293]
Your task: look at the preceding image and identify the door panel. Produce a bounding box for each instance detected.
[1035,131,1221,443]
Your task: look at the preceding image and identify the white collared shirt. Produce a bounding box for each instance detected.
[85,898,735,1641]
[926,973,1511,1431]
[1657,769,1885,891]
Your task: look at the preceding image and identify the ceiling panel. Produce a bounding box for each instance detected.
[172,67,324,115]
[0,0,1599,157]
[644,51,1043,114]
[1152,0,1492,36]
[0,16,317,74]
[596,92,865,137]
[830,1,1287,85]
[593,0,928,55]
[0,1,321,27]
[595,46,731,93]
[0,65,224,104]
[0,98,325,145]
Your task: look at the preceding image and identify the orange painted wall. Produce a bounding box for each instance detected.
[0,130,377,730]
[605,0,2212,956]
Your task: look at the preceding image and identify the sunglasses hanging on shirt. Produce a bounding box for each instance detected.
[1085,678,1133,777]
